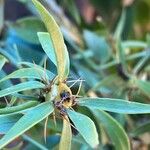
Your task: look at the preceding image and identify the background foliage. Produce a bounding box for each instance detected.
[0,0,150,150]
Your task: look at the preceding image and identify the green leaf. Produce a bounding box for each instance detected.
[0,70,13,90]
[59,118,72,150]
[9,96,17,106]
[83,30,111,63]
[0,68,50,83]
[32,0,70,81]
[0,102,54,149]
[0,101,38,115]
[0,114,23,134]
[114,9,126,39]
[114,9,128,74]
[0,81,45,98]
[133,55,149,75]
[79,98,150,114]
[91,74,116,91]
[0,46,21,67]
[75,63,99,87]
[92,110,130,150]
[11,93,38,102]
[8,17,46,44]
[131,121,150,136]
[122,41,147,49]
[135,80,150,97]
[18,61,55,79]
[37,32,57,66]
[117,39,128,75]
[67,109,99,148]
[0,54,7,70]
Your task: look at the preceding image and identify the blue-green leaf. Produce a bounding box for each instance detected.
[79,98,150,114]
[0,68,50,83]
[0,101,38,115]
[0,114,23,134]
[18,61,55,80]
[92,110,130,150]
[67,109,99,148]
[37,32,57,66]
[83,30,111,64]
[122,41,147,49]
[0,81,45,98]
[0,102,54,149]
[114,9,126,39]
[9,17,46,44]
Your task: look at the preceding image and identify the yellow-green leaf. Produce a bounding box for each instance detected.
[59,118,72,150]
[32,0,70,81]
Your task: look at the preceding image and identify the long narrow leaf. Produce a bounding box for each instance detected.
[114,9,126,39]
[0,81,45,98]
[0,101,38,115]
[67,109,99,148]
[79,98,150,114]
[0,114,23,134]
[122,41,147,49]
[37,32,57,66]
[0,68,50,83]
[32,0,70,81]
[0,102,54,149]
[18,61,55,80]
[92,110,130,150]
[59,118,72,150]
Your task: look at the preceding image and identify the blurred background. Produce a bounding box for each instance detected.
[0,0,150,149]
[3,0,150,39]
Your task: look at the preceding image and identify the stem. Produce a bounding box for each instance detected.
[22,134,48,150]
[98,51,147,71]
